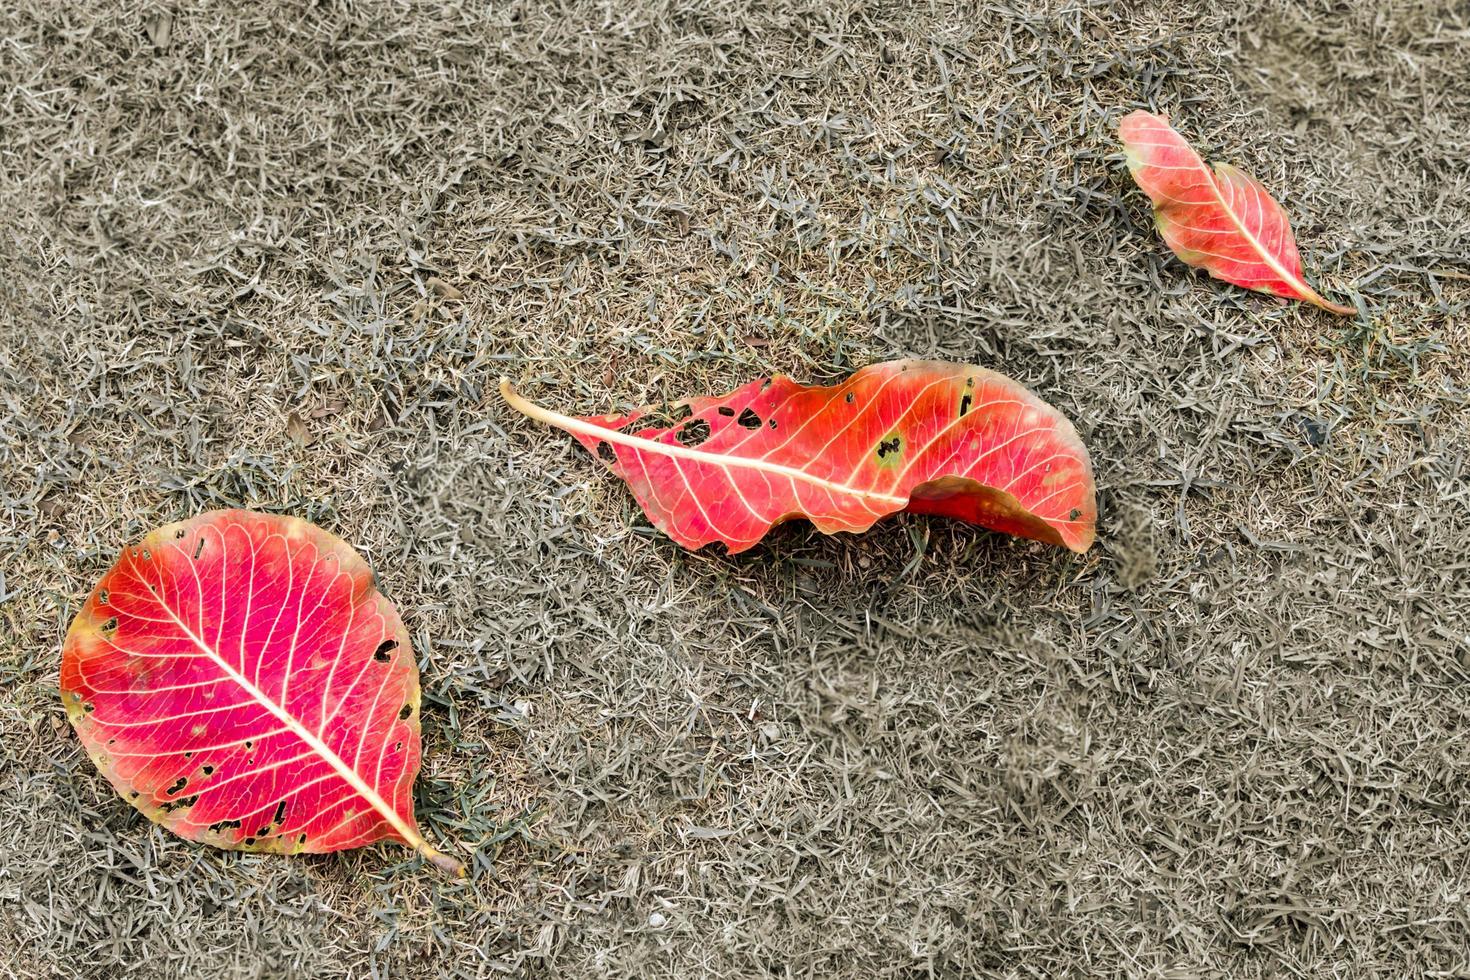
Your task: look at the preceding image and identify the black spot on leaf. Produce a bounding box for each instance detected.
[597,441,616,462]
[1070,508,1082,520]
[845,392,855,404]
[373,639,397,662]
[194,538,206,560]
[175,529,186,539]
[737,408,761,429]
[767,418,777,430]
[876,436,903,459]
[717,406,735,417]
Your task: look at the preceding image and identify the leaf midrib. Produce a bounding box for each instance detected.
[501,379,910,506]
[148,543,424,853]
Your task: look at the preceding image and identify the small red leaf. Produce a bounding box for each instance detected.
[60,511,462,875]
[503,360,1096,554]
[1119,110,1355,315]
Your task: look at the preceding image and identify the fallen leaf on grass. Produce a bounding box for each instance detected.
[60,510,463,875]
[285,411,311,447]
[426,277,463,300]
[502,360,1096,553]
[1119,110,1355,315]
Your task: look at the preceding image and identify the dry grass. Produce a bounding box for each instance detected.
[2,0,1469,976]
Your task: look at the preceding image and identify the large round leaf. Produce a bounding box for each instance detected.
[60,510,461,874]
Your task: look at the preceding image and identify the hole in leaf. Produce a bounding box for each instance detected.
[1070,508,1082,520]
[98,589,109,605]
[737,408,761,429]
[677,418,711,447]
[298,833,308,845]
[175,529,185,539]
[876,436,903,459]
[256,824,270,836]
[184,751,193,759]
[207,819,241,833]
[373,639,397,662]
[767,418,777,430]
[141,550,150,560]
[202,765,215,775]
[395,741,403,751]
[130,791,140,800]
[399,703,413,720]
[244,740,253,749]
[165,776,188,796]
[959,393,972,416]
[596,441,616,462]
[845,392,856,404]
[273,800,287,825]
[161,794,199,813]
[83,701,95,713]
[244,837,256,846]
[717,406,735,417]
[194,538,205,560]
[101,617,118,633]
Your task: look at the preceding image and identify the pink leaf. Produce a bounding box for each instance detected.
[60,510,462,875]
[1119,110,1355,315]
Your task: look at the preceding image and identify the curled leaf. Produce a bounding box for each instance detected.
[1119,110,1354,315]
[60,510,463,875]
[502,360,1096,554]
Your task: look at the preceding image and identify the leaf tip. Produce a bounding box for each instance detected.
[421,844,466,877]
[1316,295,1358,317]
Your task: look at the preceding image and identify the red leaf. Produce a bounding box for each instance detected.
[502,360,1096,553]
[1119,110,1355,315]
[60,511,462,875]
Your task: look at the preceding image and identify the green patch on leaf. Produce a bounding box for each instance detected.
[874,432,904,467]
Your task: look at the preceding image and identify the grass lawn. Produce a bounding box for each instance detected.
[2,0,1468,976]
